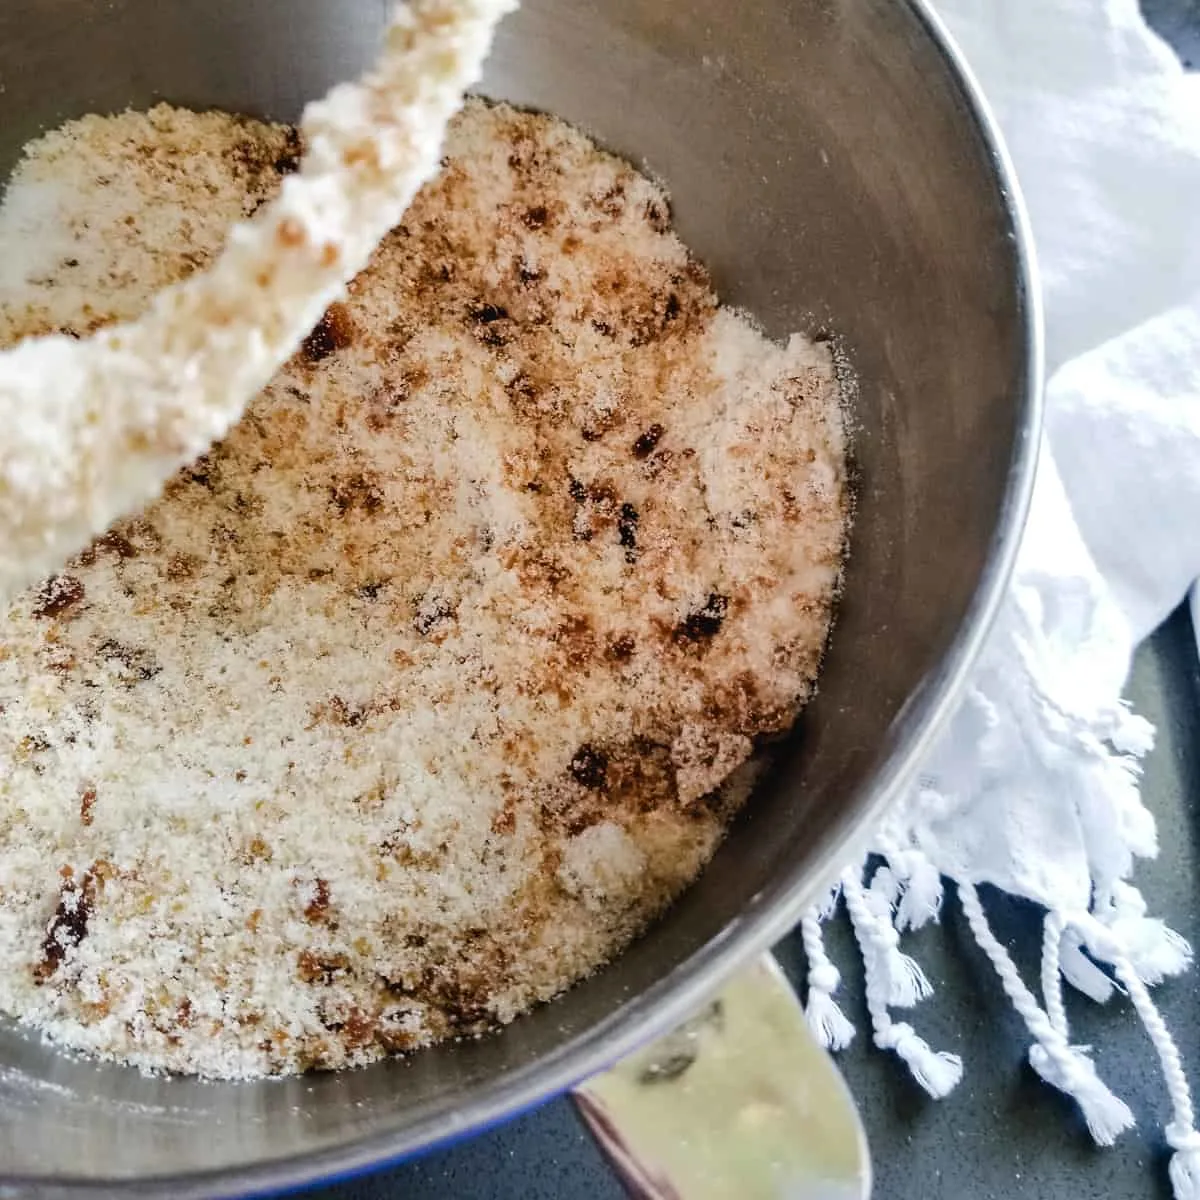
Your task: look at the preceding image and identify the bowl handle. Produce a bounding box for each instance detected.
[572,953,871,1199]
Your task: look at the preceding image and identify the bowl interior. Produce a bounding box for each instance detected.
[0,0,1035,1193]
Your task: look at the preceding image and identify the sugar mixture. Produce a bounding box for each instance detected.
[0,99,848,1077]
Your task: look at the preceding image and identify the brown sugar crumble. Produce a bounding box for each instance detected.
[0,99,848,1078]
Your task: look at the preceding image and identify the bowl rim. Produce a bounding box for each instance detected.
[3,0,1044,1194]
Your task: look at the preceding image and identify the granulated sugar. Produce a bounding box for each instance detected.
[0,99,848,1078]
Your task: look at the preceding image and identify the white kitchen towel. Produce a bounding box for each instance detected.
[800,3,1200,1197]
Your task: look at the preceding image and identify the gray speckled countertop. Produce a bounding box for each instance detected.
[314,6,1200,1197]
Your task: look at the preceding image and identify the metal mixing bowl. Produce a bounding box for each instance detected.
[0,1,1041,1195]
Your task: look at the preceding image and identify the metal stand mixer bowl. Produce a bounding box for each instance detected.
[0,1,1040,1195]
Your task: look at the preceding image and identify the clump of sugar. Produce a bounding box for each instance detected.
[0,98,848,1078]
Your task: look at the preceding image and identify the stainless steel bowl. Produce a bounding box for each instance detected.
[0,1,1041,1195]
